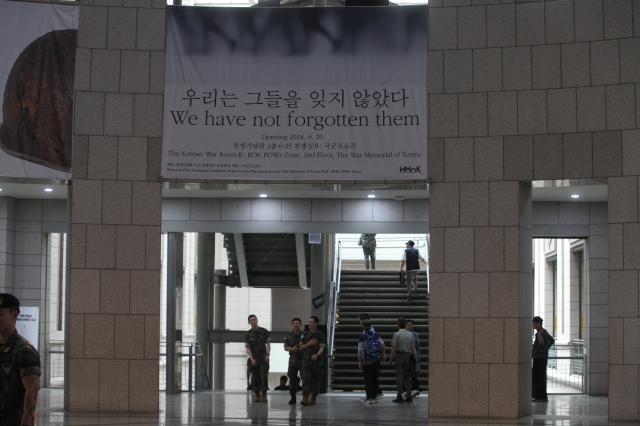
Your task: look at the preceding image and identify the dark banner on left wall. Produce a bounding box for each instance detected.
[0,0,78,179]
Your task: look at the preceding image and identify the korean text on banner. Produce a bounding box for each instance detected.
[162,6,427,181]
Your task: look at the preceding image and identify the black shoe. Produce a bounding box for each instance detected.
[288,397,296,405]
[404,397,413,403]
[392,398,404,403]
[533,398,548,402]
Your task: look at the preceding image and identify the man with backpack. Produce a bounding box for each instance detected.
[357,313,385,404]
[400,240,426,298]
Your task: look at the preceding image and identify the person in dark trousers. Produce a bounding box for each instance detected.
[0,293,40,426]
[245,314,271,402]
[246,357,252,391]
[400,240,426,298]
[532,316,554,402]
[406,319,420,396]
[391,318,416,403]
[283,317,304,404]
[300,316,326,406]
[357,317,385,405]
[358,233,377,270]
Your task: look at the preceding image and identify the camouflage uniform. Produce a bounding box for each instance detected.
[0,332,41,426]
[245,326,270,394]
[284,331,303,400]
[302,330,325,397]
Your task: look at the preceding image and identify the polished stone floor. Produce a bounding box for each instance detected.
[36,389,616,425]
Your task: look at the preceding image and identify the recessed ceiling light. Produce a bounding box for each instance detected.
[259,193,267,198]
[368,193,376,199]
[570,194,580,199]
[0,188,3,192]
[44,187,53,192]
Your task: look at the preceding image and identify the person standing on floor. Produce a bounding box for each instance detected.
[358,233,377,270]
[532,316,554,402]
[400,240,426,298]
[405,319,421,396]
[358,317,385,404]
[284,317,304,405]
[245,314,271,402]
[300,316,326,406]
[391,318,416,404]
[0,293,40,426]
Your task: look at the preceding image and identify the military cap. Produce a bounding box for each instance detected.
[0,293,20,311]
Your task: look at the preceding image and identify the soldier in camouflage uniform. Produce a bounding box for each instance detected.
[0,294,40,426]
[245,314,271,402]
[300,315,326,406]
[283,317,304,405]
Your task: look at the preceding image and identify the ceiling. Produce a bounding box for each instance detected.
[0,179,608,202]
[0,181,68,199]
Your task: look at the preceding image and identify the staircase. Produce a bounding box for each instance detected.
[220,233,310,287]
[331,269,429,392]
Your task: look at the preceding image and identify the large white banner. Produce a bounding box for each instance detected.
[0,0,78,179]
[163,6,427,181]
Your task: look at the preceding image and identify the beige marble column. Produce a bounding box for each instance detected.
[429,178,532,418]
[66,0,165,413]
[609,175,640,421]
[428,0,640,419]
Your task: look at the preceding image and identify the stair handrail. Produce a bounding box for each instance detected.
[425,233,430,293]
[327,240,343,361]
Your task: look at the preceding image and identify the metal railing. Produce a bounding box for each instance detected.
[47,348,65,388]
[547,341,585,394]
[160,342,210,392]
[338,236,429,272]
[327,241,343,361]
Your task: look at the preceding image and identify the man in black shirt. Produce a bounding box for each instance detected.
[283,317,304,405]
[300,316,325,406]
[0,293,40,426]
[532,316,554,402]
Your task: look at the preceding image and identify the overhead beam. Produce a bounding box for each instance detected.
[295,233,308,289]
[233,233,249,288]
[209,329,291,344]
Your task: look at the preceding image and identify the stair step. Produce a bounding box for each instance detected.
[342,272,427,275]
[331,271,429,392]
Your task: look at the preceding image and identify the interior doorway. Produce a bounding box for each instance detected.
[532,238,586,394]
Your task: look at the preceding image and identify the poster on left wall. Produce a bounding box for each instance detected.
[0,0,78,179]
[17,307,39,350]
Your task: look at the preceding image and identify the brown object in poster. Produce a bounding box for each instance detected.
[1,29,77,172]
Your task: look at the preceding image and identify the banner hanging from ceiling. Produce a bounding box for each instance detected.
[0,0,78,179]
[163,5,427,181]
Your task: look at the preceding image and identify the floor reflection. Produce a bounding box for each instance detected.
[36,389,610,425]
